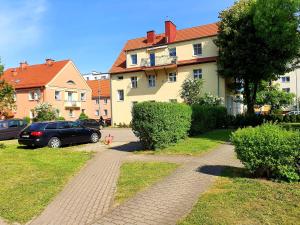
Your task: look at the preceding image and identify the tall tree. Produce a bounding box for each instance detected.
[215,0,300,114]
[0,60,15,118]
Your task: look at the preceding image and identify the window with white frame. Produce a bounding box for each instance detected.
[193,43,202,56]
[80,92,86,101]
[117,76,123,80]
[281,76,290,83]
[168,72,177,82]
[193,69,202,79]
[104,109,108,116]
[95,110,100,116]
[55,91,61,100]
[282,88,291,93]
[28,90,40,100]
[131,54,138,65]
[69,109,74,117]
[104,98,108,104]
[169,48,176,57]
[131,76,138,88]
[148,75,156,87]
[95,98,100,104]
[117,90,124,101]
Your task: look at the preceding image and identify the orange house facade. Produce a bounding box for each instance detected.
[2,59,94,120]
[86,79,111,120]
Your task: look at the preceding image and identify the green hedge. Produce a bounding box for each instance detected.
[231,123,300,182]
[190,105,228,134]
[132,102,192,149]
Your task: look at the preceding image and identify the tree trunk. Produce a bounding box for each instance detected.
[244,79,258,115]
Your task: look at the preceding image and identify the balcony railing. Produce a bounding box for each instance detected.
[64,100,81,108]
[140,55,178,67]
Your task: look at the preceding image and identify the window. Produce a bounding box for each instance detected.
[169,99,177,103]
[131,54,138,65]
[95,110,100,116]
[131,76,138,88]
[282,88,290,93]
[55,91,61,100]
[67,80,76,85]
[104,109,108,116]
[117,76,124,80]
[117,90,124,101]
[95,98,100,104]
[86,77,89,81]
[281,76,290,83]
[28,90,40,100]
[148,75,156,87]
[13,92,17,101]
[80,92,86,101]
[57,122,70,129]
[193,69,202,79]
[169,48,176,57]
[193,43,202,56]
[69,109,74,117]
[81,109,86,114]
[104,98,108,104]
[168,72,177,82]
[46,123,57,130]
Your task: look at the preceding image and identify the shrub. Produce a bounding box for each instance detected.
[231,123,300,182]
[132,102,192,149]
[79,113,89,120]
[23,116,31,124]
[190,105,228,134]
[33,103,58,122]
[57,116,65,121]
[297,114,300,123]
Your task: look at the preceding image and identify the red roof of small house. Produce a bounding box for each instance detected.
[86,79,110,98]
[110,23,218,74]
[1,60,70,89]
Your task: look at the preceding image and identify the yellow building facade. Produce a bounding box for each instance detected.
[110,21,236,125]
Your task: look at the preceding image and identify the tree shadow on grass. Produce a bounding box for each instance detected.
[109,142,143,152]
[197,165,250,179]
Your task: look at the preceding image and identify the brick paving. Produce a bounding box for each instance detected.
[91,144,241,225]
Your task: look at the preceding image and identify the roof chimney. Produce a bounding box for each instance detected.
[45,58,55,66]
[147,30,156,44]
[20,61,28,70]
[165,21,176,43]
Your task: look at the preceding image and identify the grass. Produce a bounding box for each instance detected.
[0,142,92,224]
[178,168,300,225]
[136,129,233,156]
[115,162,179,204]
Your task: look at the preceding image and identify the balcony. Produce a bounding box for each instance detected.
[64,100,81,109]
[140,55,178,68]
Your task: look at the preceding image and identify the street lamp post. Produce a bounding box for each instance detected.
[93,73,101,120]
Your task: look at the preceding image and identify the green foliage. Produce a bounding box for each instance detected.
[33,103,58,122]
[197,92,224,106]
[256,82,295,111]
[78,112,89,120]
[231,123,300,182]
[0,144,5,149]
[215,0,300,114]
[180,78,204,105]
[57,116,65,121]
[190,105,228,135]
[132,102,192,149]
[0,59,15,118]
[23,117,31,124]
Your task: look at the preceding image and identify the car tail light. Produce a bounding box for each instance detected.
[31,131,44,137]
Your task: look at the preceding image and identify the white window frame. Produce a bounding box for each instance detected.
[131,76,138,88]
[104,98,108,104]
[80,92,86,101]
[28,90,40,101]
[55,90,61,101]
[95,110,100,116]
[117,90,124,101]
[193,69,202,79]
[193,43,202,56]
[281,76,290,83]
[168,72,177,82]
[148,75,156,88]
[131,54,138,65]
[169,47,176,57]
[104,109,108,116]
[69,109,74,118]
[95,98,100,104]
[282,88,291,93]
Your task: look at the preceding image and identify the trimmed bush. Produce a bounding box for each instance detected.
[231,123,300,182]
[190,105,228,134]
[132,102,192,149]
[79,113,89,120]
[23,116,31,124]
[57,116,65,121]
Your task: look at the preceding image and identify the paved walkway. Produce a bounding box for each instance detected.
[91,144,240,225]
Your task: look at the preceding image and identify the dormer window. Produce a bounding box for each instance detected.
[67,80,76,85]
[131,54,138,65]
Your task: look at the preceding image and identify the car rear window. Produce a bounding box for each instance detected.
[45,123,57,130]
[28,123,47,131]
[0,121,8,129]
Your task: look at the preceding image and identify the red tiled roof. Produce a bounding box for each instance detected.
[1,60,70,89]
[86,79,110,98]
[110,23,218,74]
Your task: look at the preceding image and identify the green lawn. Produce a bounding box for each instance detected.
[137,129,233,156]
[0,142,92,224]
[115,162,179,204]
[178,168,300,225]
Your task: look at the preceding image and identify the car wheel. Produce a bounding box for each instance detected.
[90,133,99,143]
[48,137,61,148]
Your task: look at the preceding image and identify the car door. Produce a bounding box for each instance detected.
[69,121,90,143]
[0,121,9,141]
[7,120,20,139]
[57,122,77,145]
